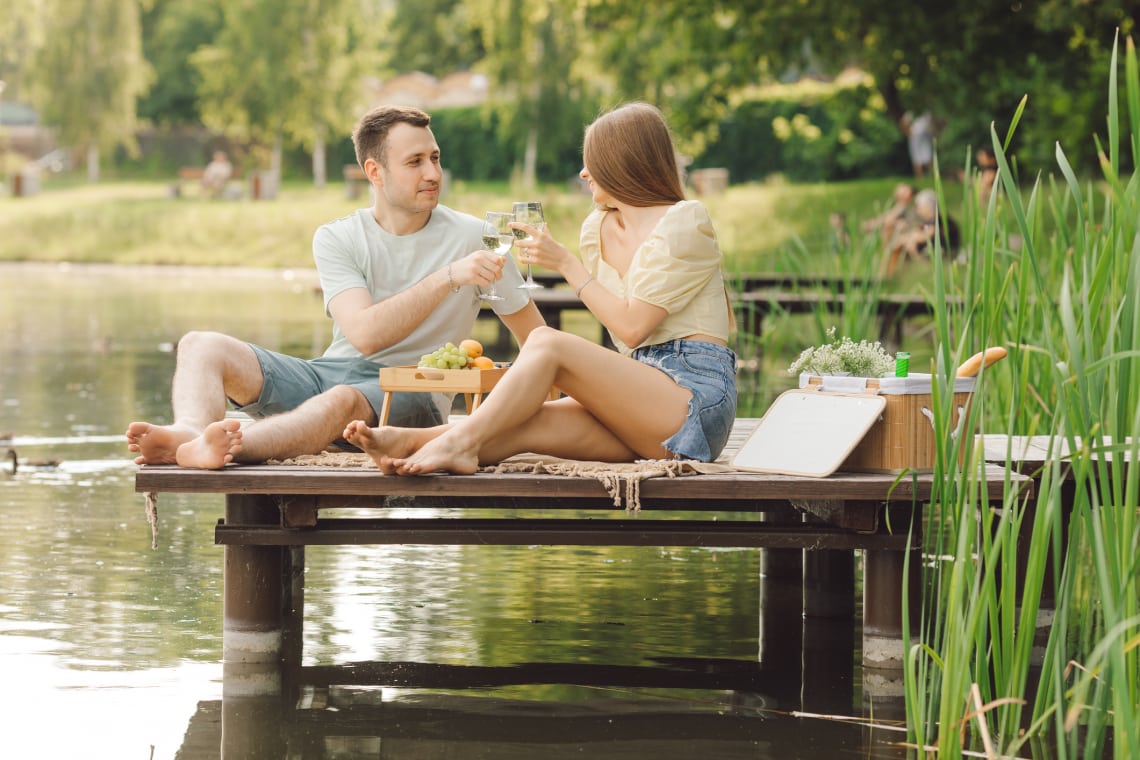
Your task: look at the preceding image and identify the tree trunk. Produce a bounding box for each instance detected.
[879,76,906,134]
[86,144,99,183]
[271,132,283,176]
[522,122,538,192]
[312,133,326,188]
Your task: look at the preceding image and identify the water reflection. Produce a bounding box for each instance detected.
[0,264,904,759]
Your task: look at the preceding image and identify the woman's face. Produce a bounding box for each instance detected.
[579,166,614,207]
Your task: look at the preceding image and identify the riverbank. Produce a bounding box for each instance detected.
[0,176,913,273]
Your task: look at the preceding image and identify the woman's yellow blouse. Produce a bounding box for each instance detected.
[578,200,730,354]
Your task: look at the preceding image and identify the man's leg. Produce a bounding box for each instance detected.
[231,384,378,463]
[127,331,264,465]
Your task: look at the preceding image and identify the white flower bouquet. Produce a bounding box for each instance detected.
[787,327,896,378]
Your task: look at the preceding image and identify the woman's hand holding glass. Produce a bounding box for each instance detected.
[509,217,579,289]
[511,201,547,289]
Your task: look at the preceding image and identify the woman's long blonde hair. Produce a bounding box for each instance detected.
[582,102,685,207]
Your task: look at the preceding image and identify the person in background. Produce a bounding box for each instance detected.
[343,102,738,474]
[127,105,544,469]
[900,111,937,179]
[883,188,961,275]
[200,150,233,198]
[862,182,917,248]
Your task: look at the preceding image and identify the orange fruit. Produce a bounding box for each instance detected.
[471,355,495,370]
[459,338,483,358]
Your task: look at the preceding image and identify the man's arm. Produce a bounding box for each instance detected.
[498,300,546,347]
[330,252,503,356]
[328,268,454,357]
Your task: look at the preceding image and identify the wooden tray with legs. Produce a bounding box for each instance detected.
[378,366,508,424]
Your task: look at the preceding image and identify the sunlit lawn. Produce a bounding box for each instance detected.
[0,174,933,274]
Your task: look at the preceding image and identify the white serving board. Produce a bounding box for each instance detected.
[732,389,886,477]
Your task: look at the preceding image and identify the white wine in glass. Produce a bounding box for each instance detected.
[478,211,514,302]
[512,201,546,290]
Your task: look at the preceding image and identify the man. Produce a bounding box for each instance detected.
[200,150,233,198]
[127,105,543,469]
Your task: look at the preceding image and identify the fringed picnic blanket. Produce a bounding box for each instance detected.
[268,451,734,510]
[481,454,733,510]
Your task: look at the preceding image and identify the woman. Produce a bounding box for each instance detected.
[344,102,737,475]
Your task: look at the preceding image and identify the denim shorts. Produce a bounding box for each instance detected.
[632,339,738,462]
[234,343,444,429]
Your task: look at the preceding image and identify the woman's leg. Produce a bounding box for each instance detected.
[385,327,693,474]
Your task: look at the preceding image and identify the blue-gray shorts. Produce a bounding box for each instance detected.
[233,343,444,429]
[632,339,738,462]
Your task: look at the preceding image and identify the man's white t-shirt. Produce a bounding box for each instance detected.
[313,205,531,368]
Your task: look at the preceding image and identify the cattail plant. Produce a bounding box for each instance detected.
[901,33,1140,759]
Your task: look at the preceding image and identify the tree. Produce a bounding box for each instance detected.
[191,0,368,185]
[26,0,152,182]
[138,0,225,126]
[0,1,43,107]
[584,0,1139,175]
[384,0,484,76]
[469,0,593,188]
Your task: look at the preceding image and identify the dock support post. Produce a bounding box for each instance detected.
[222,663,287,758]
[862,546,920,672]
[223,494,288,667]
[862,503,920,672]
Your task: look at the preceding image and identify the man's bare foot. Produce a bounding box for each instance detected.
[343,420,441,475]
[174,420,243,469]
[387,434,479,476]
[126,421,199,465]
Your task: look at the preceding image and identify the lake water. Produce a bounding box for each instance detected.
[0,263,905,759]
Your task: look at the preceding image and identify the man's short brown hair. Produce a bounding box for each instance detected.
[352,105,432,169]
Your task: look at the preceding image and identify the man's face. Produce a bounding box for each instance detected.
[374,123,442,214]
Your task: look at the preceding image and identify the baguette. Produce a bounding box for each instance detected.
[956,346,1008,377]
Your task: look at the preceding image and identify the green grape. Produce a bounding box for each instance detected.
[417,340,481,369]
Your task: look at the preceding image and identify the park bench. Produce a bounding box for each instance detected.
[169,166,278,200]
[734,291,962,347]
[529,271,874,293]
[168,166,206,197]
[169,165,251,200]
[343,164,368,199]
[479,282,952,351]
[134,418,1027,682]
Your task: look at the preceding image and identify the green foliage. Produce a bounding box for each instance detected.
[428,104,592,183]
[429,108,511,181]
[696,86,909,182]
[384,0,484,75]
[26,0,153,164]
[137,0,224,126]
[466,0,591,188]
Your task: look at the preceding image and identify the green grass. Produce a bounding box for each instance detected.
[0,173,929,271]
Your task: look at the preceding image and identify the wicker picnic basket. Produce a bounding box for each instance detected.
[800,373,976,473]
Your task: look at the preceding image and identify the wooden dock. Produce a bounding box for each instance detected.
[135,418,1028,677]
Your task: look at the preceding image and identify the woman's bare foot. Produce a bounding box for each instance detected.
[174,419,243,469]
[125,422,199,465]
[388,433,479,476]
[342,420,441,475]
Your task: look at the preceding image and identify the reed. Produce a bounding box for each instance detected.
[900,33,1140,759]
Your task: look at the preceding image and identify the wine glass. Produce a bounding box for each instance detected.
[512,201,546,290]
[478,211,514,302]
